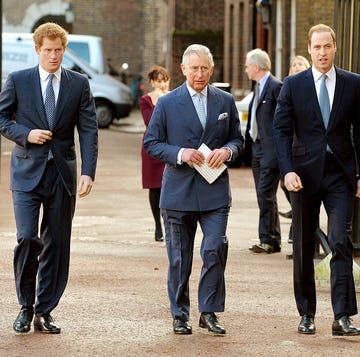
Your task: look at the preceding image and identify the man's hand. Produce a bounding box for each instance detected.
[356,179,360,198]
[284,172,303,192]
[207,148,230,169]
[77,175,94,198]
[181,148,205,168]
[27,129,52,144]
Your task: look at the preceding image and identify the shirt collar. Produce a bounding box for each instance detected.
[312,65,335,83]
[39,65,62,82]
[186,83,208,98]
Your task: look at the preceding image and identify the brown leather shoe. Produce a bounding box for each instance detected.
[332,316,360,336]
[298,315,316,334]
[173,318,192,334]
[249,243,274,254]
[199,313,225,334]
[34,314,61,334]
[13,307,34,333]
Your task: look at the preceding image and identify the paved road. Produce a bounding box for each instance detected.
[1,111,359,356]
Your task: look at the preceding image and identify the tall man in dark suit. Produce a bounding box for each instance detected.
[245,49,283,254]
[0,22,98,334]
[273,24,360,336]
[144,44,243,335]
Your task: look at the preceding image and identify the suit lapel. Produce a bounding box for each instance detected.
[53,69,72,128]
[204,85,220,131]
[327,67,344,131]
[32,68,50,129]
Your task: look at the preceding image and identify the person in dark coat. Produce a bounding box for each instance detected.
[139,65,170,241]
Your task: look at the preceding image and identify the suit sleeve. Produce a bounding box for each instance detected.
[0,74,32,147]
[76,77,98,180]
[273,77,295,178]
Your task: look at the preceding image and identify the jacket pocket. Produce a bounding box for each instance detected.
[13,146,28,158]
[292,146,306,156]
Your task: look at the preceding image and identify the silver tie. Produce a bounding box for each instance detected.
[319,74,330,128]
[195,93,206,129]
[250,83,259,141]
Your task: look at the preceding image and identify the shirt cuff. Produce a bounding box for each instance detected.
[222,147,232,162]
[177,148,185,164]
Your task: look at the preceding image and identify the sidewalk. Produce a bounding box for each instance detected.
[0,114,359,356]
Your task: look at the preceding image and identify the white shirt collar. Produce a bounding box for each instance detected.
[186,83,208,98]
[39,65,62,82]
[312,65,335,83]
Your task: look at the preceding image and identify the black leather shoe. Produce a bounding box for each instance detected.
[298,315,315,334]
[279,210,292,219]
[34,314,61,334]
[155,228,164,242]
[332,316,360,336]
[249,243,274,254]
[13,307,34,333]
[173,319,192,334]
[199,313,225,335]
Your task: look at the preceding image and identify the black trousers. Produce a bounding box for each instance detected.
[251,141,281,247]
[291,153,357,319]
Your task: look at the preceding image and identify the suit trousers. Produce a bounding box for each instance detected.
[291,153,357,319]
[12,160,76,316]
[251,141,281,247]
[162,207,229,322]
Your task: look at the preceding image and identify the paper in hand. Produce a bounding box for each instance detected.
[193,143,227,184]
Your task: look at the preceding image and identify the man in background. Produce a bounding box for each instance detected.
[245,49,282,254]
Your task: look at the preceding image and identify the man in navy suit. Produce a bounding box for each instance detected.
[245,49,283,254]
[273,24,360,336]
[144,44,243,335]
[0,22,98,334]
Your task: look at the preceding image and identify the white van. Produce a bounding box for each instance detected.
[66,34,107,74]
[2,33,133,128]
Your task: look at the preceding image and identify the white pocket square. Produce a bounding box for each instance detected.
[218,112,228,120]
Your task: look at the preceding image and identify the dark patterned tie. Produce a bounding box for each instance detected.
[45,73,55,159]
[45,73,56,130]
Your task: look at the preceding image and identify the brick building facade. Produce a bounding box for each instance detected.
[1,0,337,96]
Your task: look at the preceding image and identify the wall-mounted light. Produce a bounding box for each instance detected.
[65,0,74,24]
[255,0,271,24]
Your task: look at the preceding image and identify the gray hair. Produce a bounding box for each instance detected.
[246,48,271,71]
[182,44,214,67]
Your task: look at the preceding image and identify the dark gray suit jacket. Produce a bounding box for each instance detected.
[0,66,98,195]
[245,73,283,168]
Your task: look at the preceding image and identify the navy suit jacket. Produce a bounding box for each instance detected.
[0,66,98,195]
[144,83,243,211]
[245,73,282,168]
[273,66,360,194]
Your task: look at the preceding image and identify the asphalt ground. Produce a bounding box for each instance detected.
[0,110,360,356]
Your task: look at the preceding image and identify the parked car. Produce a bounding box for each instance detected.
[2,33,133,128]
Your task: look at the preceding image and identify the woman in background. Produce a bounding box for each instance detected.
[140,65,170,242]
